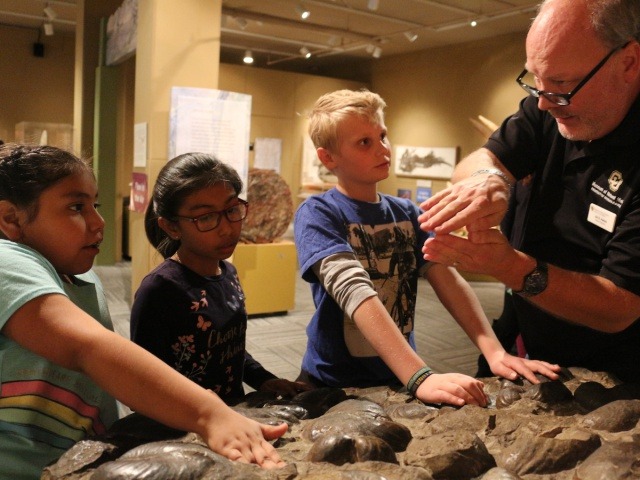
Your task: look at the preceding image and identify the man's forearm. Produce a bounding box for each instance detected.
[498,256,640,333]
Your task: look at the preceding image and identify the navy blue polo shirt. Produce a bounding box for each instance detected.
[485,94,640,383]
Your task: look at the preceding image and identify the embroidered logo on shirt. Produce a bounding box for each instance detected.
[608,170,623,193]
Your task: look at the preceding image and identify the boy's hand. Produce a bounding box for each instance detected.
[485,351,561,384]
[415,373,488,407]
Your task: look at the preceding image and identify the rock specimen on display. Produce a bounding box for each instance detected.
[43,368,640,479]
[240,168,294,244]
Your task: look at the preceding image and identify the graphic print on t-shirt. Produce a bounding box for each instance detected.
[344,220,417,357]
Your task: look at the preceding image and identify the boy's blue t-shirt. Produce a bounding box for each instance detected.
[0,240,119,480]
[294,188,430,387]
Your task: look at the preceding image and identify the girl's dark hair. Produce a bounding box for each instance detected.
[146,152,243,258]
[0,143,92,221]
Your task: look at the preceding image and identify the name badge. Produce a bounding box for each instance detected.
[587,203,616,233]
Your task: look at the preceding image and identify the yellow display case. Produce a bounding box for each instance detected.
[231,240,297,315]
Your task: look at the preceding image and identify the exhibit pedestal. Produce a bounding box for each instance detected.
[231,240,297,315]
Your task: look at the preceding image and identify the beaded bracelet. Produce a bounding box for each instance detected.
[406,366,433,396]
[471,168,513,190]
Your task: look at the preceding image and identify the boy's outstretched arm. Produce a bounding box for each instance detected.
[425,263,561,383]
[4,293,288,469]
[352,296,488,407]
[314,253,487,407]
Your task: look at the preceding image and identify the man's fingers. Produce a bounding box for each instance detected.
[419,187,454,212]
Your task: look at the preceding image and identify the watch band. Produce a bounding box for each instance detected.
[470,168,513,190]
[514,260,548,297]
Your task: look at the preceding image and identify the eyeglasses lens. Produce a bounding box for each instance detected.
[518,71,570,106]
[195,203,248,232]
[197,212,222,231]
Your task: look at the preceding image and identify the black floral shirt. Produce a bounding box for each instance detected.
[130,259,275,403]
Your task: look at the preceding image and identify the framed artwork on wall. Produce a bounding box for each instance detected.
[301,136,338,186]
[394,145,457,179]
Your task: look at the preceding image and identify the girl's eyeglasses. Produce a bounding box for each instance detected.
[174,199,249,232]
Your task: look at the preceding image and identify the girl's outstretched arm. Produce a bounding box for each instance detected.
[3,293,287,469]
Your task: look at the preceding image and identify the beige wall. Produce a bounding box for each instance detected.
[0,23,529,267]
[219,64,365,207]
[0,25,526,187]
[0,26,75,143]
[373,31,527,196]
[217,31,528,202]
[129,0,224,291]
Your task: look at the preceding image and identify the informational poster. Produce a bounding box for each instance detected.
[301,136,337,185]
[416,179,432,205]
[169,87,251,194]
[130,172,149,213]
[253,137,282,173]
[397,188,412,200]
[133,122,147,167]
[106,0,137,66]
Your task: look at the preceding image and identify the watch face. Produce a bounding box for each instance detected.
[518,262,548,297]
[525,271,545,293]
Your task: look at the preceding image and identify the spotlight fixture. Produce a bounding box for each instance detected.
[470,20,478,27]
[404,31,418,42]
[299,46,311,59]
[296,4,311,20]
[243,50,254,64]
[234,17,248,29]
[367,0,380,11]
[43,4,57,20]
[43,22,54,36]
[372,46,382,58]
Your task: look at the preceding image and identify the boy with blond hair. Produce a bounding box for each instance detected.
[294,89,559,406]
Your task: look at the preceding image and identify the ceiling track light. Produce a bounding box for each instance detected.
[367,0,380,11]
[470,19,478,27]
[299,46,311,59]
[234,17,248,29]
[295,4,311,20]
[43,22,54,36]
[43,4,57,20]
[372,46,382,58]
[404,31,418,42]
[243,49,254,64]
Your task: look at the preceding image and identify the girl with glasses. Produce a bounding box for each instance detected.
[131,152,310,405]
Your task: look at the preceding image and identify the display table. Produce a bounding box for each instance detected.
[231,240,297,316]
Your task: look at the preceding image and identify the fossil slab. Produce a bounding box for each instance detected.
[44,368,640,480]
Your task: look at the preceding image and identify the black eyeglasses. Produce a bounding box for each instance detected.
[174,199,249,232]
[516,42,630,106]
